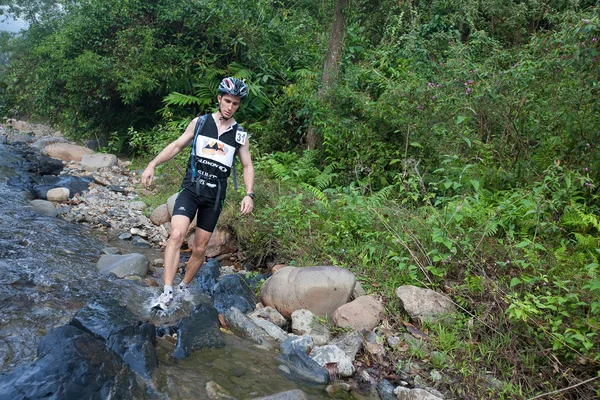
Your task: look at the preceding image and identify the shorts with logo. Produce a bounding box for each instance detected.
[171,188,223,232]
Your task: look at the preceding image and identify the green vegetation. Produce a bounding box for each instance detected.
[1,0,599,398]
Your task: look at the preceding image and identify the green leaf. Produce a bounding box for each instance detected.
[510,277,522,287]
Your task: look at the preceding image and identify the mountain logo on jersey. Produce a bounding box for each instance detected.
[202,140,229,156]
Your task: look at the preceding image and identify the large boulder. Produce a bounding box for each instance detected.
[0,325,145,400]
[44,143,93,162]
[395,285,456,324]
[260,266,356,319]
[332,295,384,332]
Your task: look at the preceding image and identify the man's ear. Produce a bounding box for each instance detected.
[217,95,222,102]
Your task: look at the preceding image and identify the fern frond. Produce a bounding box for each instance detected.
[300,182,329,206]
[163,92,201,107]
[573,233,599,251]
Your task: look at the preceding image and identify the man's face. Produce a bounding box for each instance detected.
[218,94,241,119]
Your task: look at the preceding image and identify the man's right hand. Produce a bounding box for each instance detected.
[141,165,155,188]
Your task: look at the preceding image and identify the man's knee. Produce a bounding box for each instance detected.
[190,241,207,255]
[168,228,187,246]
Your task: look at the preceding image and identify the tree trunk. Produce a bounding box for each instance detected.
[306,0,348,150]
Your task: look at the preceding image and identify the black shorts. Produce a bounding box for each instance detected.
[171,188,223,232]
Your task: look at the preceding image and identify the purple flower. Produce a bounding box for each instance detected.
[427,82,434,88]
[466,88,472,95]
[586,143,591,147]
[436,83,441,88]
[439,62,444,66]
[584,167,589,172]
[513,63,518,68]
[593,38,598,42]
[585,182,591,187]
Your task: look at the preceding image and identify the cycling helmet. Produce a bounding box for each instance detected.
[218,77,249,99]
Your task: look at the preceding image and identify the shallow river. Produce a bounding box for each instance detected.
[0,142,372,399]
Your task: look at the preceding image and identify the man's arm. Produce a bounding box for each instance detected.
[237,141,255,215]
[141,118,198,188]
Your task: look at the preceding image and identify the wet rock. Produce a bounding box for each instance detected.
[132,237,151,248]
[260,266,356,319]
[119,232,133,240]
[252,389,309,400]
[70,297,140,341]
[0,325,145,400]
[396,285,456,324]
[276,335,329,385]
[332,295,384,332]
[96,253,149,278]
[32,174,90,199]
[28,199,58,217]
[0,135,6,144]
[195,259,221,295]
[25,152,64,175]
[213,273,257,314]
[173,304,224,359]
[223,307,277,350]
[106,322,158,380]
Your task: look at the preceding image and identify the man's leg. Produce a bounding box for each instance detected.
[163,215,191,287]
[181,228,213,285]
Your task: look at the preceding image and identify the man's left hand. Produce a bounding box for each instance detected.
[240,196,254,215]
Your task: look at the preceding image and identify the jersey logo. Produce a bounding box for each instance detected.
[235,129,247,145]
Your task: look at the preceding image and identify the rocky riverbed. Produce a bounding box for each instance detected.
[1,119,497,400]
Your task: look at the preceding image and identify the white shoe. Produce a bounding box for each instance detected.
[151,291,173,312]
[178,281,189,293]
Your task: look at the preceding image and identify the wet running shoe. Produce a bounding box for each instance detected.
[178,281,189,293]
[151,291,173,312]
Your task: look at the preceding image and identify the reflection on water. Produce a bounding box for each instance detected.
[0,143,367,399]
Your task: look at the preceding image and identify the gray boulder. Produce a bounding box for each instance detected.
[28,199,58,217]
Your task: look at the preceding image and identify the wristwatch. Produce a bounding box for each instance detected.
[245,192,255,199]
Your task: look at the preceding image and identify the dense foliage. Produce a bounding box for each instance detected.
[1,0,599,398]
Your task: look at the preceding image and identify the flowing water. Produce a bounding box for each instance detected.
[0,142,374,399]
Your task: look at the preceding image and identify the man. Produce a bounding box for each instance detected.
[141,77,255,311]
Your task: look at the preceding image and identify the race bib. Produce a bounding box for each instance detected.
[235,129,247,145]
